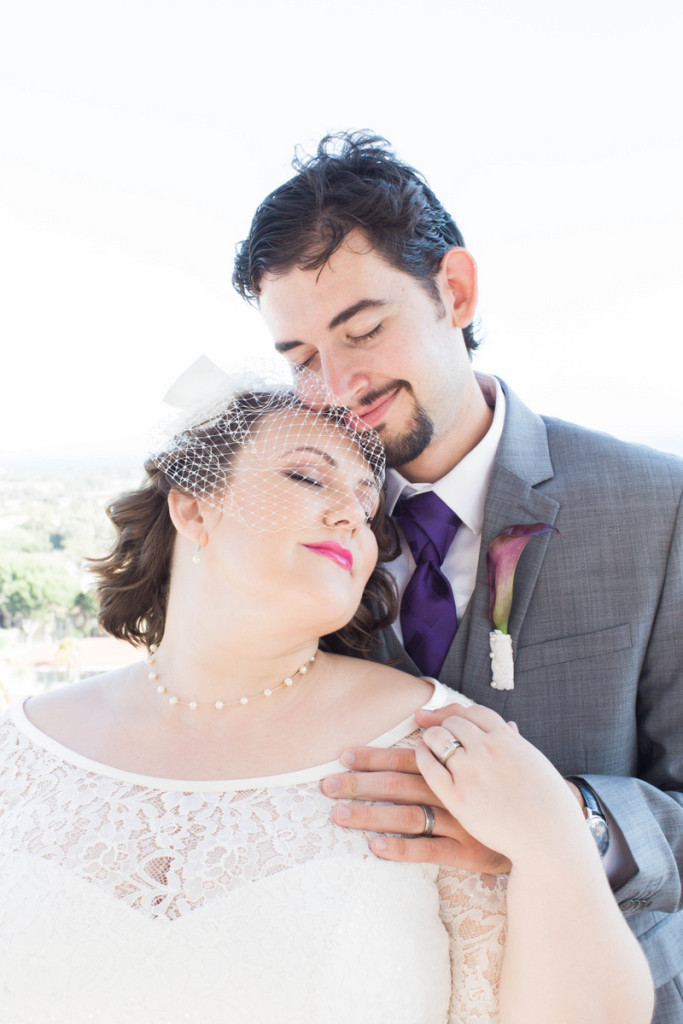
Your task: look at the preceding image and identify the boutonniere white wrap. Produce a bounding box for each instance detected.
[487,523,560,690]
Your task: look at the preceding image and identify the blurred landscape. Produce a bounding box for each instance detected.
[0,457,145,709]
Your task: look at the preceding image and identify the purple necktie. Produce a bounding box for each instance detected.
[394,491,461,677]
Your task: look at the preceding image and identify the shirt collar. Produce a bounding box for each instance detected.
[385,373,505,535]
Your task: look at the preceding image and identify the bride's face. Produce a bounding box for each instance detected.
[202,408,382,632]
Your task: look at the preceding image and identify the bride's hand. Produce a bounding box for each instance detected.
[417,703,585,866]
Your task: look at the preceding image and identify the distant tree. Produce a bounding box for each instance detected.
[69,589,101,637]
[0,528,44,555]
[72,590,99,617]
[0,461,140,637]
[0,552,79,627]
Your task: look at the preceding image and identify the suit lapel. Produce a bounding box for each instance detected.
[441,381,559,705]
[372,625,424,678]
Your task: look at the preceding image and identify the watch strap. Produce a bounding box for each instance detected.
[568,777,610,856]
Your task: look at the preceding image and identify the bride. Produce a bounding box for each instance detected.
[0,381,653,1023]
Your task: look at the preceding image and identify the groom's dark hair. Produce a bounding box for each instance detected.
[232,130,479,353]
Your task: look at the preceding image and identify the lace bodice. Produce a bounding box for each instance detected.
[0,682,507,1023]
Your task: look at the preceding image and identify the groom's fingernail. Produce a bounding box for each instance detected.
[340,750,355,767]
[335,804,351,822]
[372,838,388,852]
[322,777,340,795]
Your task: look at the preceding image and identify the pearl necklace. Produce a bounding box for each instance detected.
[146,645,317,711]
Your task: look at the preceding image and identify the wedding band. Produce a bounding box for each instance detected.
[438,739,463,766]
[418,804,436,837]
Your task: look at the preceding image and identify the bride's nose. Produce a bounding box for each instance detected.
[322,494,366,530]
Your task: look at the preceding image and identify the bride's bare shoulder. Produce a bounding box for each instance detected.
[326,653,436,714]
[23,666,139,742]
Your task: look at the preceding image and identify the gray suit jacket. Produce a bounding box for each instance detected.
[373,381,683,1015]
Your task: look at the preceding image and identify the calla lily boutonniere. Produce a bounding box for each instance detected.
[487,523,560,690]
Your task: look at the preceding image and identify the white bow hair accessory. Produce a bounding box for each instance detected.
[163,354,293,410]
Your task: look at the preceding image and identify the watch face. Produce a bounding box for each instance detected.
[586,813,610,857]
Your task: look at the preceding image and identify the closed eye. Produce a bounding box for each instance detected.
[348,322,383,344]
[286,322,382,368]
[282,470,324,488]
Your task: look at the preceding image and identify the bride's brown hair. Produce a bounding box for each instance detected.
[89,392,399,656]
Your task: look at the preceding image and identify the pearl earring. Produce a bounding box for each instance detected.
[192,543,202,566]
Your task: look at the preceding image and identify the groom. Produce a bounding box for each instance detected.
[233,132,683,1021]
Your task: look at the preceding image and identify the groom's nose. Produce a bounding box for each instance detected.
[317,350,369,409]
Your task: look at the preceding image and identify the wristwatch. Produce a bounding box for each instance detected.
[568,778,610,857]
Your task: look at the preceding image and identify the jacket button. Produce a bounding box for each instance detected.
[619,898,652,913]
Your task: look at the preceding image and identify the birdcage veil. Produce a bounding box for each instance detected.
[150,365,385,532]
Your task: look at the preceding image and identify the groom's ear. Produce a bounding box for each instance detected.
[167,489,209,546]
[437,247,478,330]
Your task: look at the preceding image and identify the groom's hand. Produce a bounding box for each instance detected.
[321,704,512,874]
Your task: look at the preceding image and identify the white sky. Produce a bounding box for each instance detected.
[1,0,682,461]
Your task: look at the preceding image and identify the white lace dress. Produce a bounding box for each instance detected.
[0,681,507,1024]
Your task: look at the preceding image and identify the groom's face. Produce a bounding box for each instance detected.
[259,231,474,475]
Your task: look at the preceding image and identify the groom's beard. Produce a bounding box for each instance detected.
[360,381,435,469]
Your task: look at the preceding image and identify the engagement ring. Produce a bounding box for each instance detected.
[438,739,463,766]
